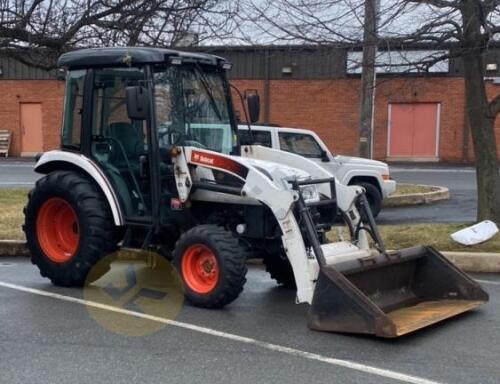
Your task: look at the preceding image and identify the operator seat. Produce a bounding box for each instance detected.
[107,122,145,170]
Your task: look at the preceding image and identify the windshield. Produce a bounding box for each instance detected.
[154,65,235,155]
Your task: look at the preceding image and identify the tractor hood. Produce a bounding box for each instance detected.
[238,157,310,183]
[238,157,320,202]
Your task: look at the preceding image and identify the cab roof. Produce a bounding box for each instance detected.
[58,47,227,69]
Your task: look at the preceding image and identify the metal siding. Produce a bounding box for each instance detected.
[1,46,498,80]
[199,47,346,79]
[0,54,57,80]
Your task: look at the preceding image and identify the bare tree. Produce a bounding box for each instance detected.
[378,0,500,224]
[358,0,379,158]
[240,0,500,223]
[0,0,238,69]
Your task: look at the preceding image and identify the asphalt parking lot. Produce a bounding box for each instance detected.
[0,161,496,383]
[379,165,477,224]
[0,258,499,384]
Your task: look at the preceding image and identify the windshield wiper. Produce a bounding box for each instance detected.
[194,64,223,121]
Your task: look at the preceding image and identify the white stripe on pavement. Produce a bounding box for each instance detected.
[0,182,34,186]
[0,280,443,384]
[476,279,500,286]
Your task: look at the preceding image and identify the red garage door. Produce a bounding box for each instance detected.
[20,103,44,156]
[388,103,440,160]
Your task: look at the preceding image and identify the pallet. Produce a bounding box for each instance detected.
[0,130,12,157]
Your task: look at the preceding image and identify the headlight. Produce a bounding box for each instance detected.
[280,176,320,202]
[299,184,320,202]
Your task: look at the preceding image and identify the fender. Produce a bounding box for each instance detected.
[34,150,124,226]
[342,169,383,192]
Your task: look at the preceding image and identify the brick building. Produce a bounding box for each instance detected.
[1,45,499,162]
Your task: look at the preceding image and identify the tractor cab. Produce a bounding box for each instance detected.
[58,48,242,226]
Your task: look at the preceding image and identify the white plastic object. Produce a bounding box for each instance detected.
[450,220,499,246]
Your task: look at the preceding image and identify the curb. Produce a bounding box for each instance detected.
[0,240,30,257]
[441,251,500,273]
[383,184,450,207]
[1,240,499,273]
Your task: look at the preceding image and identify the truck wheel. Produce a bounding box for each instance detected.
[24,171,117,286]
[353,182,382,218]
[173,225,247,308]
[263,251,296,288]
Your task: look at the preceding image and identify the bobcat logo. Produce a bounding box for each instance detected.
[192,151,215,165]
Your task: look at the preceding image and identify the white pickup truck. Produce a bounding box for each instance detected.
[238,125,396,217]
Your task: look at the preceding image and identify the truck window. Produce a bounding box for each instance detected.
[239,129,272,147]
[278,132,323,158]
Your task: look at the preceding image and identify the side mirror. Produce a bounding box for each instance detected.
[320,150,330,162]
[246,93,260,123]
[126,86,149,120]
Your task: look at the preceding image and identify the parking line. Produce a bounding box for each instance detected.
[0,281,442,384]
[476,279,500,286]
[0,182,35,185]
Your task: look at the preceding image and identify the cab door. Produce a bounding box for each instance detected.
[89,67,153,222]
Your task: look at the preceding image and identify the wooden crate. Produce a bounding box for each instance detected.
[0,130,12,157]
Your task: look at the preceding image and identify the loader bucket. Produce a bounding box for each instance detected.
[307,246,488,338]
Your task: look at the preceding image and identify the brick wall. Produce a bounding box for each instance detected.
[233,77,500,162]
[0,80,64,156]
[1,77,499,161]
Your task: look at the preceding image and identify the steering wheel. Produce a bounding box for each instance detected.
[158,126,207,150]
[184,140,207,149]
[158,126,184,146]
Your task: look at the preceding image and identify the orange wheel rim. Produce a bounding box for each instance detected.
[36,197,79,263]
[181,244,219,294]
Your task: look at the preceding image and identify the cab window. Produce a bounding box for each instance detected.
[61,69,86,150]
[278,132,323,158]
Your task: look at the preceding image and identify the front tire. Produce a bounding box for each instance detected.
[263,251,296,288]
[173,225,247,308]
[24,171,117,286]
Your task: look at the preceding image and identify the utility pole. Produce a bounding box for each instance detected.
[358,0,379,158]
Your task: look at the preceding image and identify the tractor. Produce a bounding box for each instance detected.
[24,47,488,337]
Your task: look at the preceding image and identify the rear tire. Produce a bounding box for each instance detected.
[173,225,247,308]
[353,182,382,219]
[24,171,117,286]
[263,251,296,288]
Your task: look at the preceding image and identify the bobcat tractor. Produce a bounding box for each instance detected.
[24,47,488,338]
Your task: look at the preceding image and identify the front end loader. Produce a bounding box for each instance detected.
[24,47,488,338]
